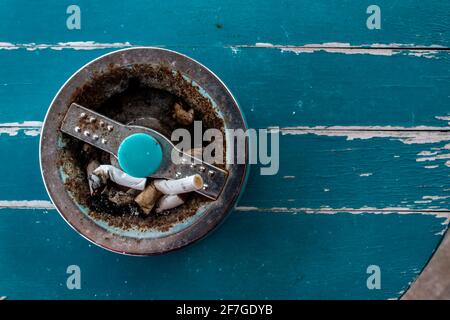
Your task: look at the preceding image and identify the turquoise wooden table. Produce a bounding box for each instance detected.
[0,0,449,299]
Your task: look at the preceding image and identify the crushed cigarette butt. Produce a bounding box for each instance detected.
[134,182,163,214]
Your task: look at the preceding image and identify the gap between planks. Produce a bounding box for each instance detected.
[2,122,450,136]
[0,41,448,58]
[229,43,450,58]
[0,200,449,222]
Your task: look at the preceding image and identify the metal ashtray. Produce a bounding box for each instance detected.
[40,47,248,255]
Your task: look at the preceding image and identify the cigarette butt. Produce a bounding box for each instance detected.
[134,182,163,214]
[86,160,101,195]
[93,165,147,190]
[154,174,203,195]
[155,194,185,213]
[173,102,194,125]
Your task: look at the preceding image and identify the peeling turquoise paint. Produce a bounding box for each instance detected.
[0,0,448,300]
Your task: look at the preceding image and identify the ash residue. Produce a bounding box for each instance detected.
[58,64,224,232]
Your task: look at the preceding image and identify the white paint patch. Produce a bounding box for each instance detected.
[422,196,450,201]
[424,165,439,169]
[0,41,132,51]
[416,153,450,162]
[231,42,441,58]
[418,150,439,156]
[235,206,450,224]
[273,126,450,145]
[0,121,43,136]
[2,121,449,146]
[230,47,240,55]
[359,173,373,177]
[0,200,54,209]
[435,116,450,121]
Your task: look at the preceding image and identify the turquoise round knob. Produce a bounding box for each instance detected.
[118,133,163,178]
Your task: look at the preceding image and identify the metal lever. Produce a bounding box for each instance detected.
[60,103,228,200]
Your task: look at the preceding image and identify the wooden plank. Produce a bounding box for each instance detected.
[0,48,449,127]
[0,208,445,299]
[0,0,448,46]
[1,132,450,211]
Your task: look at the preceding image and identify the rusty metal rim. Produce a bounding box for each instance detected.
[39,47,248,256]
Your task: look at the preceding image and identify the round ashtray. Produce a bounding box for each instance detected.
[40,47,248,255]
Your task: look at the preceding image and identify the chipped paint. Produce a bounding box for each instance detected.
[424,165,439,169]
[0,121,42,136]
[422,196,450,201]
[4,41,440,58]
[2,201,449,224]
[235,206,450,224]
[0,41,132,51]
[231,42,442,58]
[416,153,450,162]
[273,126,450,145]
[0,200,54,209]
[359,173,373,177]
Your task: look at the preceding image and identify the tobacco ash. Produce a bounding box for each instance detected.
[58,64,224,231]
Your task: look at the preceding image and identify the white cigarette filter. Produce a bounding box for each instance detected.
[93,165,147,190]
[155,194,185,213]
[154,174,204,195]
